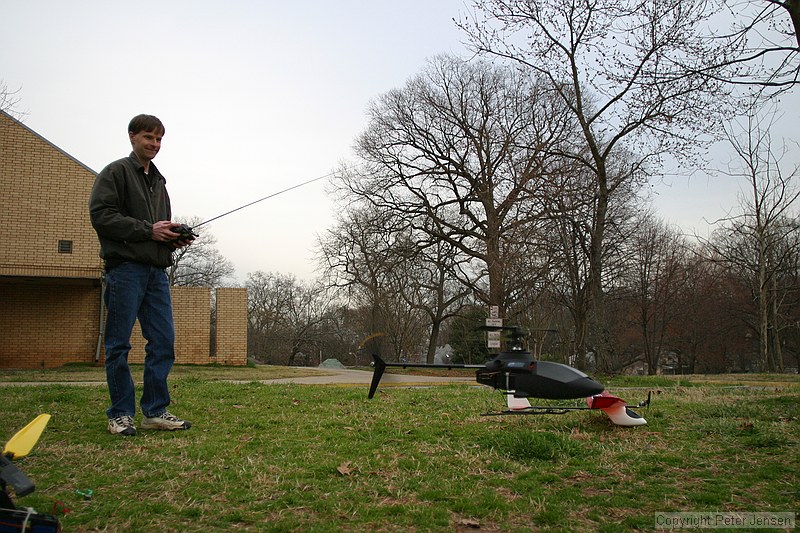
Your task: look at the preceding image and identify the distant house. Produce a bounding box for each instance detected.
[618,352,692,375]
[0,111,247,368]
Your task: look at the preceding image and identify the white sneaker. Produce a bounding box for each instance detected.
[141,411,192,431]
[108,415,137,436]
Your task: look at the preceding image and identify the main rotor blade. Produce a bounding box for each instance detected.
[381,362,484,370]
[367,355,482,398]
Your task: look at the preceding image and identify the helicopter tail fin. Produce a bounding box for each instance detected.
[587,391,647,426]
[368,354,387,399]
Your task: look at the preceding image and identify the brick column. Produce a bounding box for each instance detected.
[214,287,248,365]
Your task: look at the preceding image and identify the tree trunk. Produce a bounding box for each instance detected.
[768,269,784,372]
[426,320,441,364]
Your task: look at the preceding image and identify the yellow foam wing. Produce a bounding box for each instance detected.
[3,414,51,459]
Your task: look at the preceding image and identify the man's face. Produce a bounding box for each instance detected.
[129,129,163,164]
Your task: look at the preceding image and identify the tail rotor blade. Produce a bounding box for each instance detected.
[368,354,387,399]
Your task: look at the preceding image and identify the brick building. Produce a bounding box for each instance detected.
[0,111,247,368]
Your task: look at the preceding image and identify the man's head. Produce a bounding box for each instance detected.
[128,114,165,167]
[128,114,165,137]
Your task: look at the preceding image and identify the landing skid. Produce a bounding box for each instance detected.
[486,390,651,426]
[482,405,596,416]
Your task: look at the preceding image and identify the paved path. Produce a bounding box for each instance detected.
[243,367,474,386]
[0,368,475,388]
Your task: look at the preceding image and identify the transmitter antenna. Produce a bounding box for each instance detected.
[193,171,335,230]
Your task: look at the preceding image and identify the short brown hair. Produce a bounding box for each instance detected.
[128,114,165,136]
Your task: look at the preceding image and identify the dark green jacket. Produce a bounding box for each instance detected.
[89,153,174,270]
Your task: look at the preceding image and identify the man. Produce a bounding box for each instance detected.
[89,114,193,436]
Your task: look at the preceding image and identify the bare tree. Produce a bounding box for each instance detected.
[0,81,24,119]
[671,251,728,372]
[696,0,800,93]
[340,55,574,317]
[247,271,295,361]
[246,271,336,365]
[538,169,596,367]
[706,105,800,371]
[623,212,690,374]
[317,204,432,362]
[772,227,800,371]
[387,221,473,363]
[460,0,728,365]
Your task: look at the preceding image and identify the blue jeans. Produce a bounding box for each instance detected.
[104,262,175,419]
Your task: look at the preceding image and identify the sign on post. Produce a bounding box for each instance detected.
[486,315,503,349]
[485,318,503,328]
[487,330,501,349]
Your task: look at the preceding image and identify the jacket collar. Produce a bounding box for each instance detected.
[128,152,165,183]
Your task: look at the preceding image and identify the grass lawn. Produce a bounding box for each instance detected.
[1,369,798,532]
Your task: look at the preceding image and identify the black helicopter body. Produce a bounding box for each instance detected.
[368,327,648,426]
[475,350,605,400]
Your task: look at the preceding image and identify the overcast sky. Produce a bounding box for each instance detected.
[3,1,798,283]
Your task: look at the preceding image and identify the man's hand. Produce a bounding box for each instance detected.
[152,220,195,248]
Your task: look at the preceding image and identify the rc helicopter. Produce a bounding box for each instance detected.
[1,414,62,532]
[368,326,649,426]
